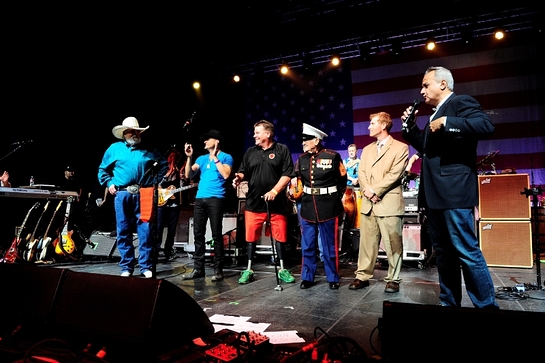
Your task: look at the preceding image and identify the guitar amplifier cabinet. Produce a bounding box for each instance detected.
[185,215,238,253]
[478,220,532,268]
[478,174,530,220]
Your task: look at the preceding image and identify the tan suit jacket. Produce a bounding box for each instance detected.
[358,136,408,216]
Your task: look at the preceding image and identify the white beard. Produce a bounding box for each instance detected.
[125,136,141,146]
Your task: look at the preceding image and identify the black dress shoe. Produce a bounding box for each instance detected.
[181,270,205,280]
[329,282,340,290]
[300,280,313,289]
[348,279,370,290]
[384,281,400,293]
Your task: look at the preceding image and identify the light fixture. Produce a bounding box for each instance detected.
[331,54,340,66]
[302,52,312,70]
[493,28,505,40]
[233,74,240,83]
[358,43,371,62]
[460,26,473,45]
[280,63,289,74]
[391,41,402,57]
[425,38,436,51]
[192,81,200,90]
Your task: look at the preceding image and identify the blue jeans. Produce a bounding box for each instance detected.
[427,208,498,309]
[192,197,225,273]
[114,191,153,273]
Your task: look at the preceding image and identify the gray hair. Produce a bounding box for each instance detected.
[426,66,454,91]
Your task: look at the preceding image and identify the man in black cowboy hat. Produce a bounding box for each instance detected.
[182,129,234,281]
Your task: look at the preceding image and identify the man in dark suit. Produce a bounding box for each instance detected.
[401,66,498,309]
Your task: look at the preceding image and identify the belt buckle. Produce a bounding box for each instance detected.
[311,188,320,195]
[127,185,140,194]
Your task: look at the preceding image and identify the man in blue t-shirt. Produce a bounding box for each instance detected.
[182,129,234,281]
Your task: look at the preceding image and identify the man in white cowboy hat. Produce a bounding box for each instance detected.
[182,129,234,281]
[98,116,168,278]
[295,123,347,290]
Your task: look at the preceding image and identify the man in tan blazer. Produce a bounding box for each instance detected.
[349,112,408,293]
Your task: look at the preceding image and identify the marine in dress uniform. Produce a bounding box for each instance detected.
[295,123,347,290]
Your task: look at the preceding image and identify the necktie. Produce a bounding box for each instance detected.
[377,143,383,155]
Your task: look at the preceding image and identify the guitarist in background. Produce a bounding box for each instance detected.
[56,165,86,234]
[155,148,187,261]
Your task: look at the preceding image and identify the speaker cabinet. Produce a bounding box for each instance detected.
[381,301,545,362]
[0,264,214,360]
[479,220,532,268]
[478,174,530,219]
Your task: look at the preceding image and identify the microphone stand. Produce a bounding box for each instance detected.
[142,148,170,279]
[521,185,545,299]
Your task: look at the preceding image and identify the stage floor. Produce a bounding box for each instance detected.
[38,242,545,361]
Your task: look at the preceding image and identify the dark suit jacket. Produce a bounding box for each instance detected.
[402,93,495,210]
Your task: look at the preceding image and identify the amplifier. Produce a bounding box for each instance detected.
[404,197,418,212]
[186,215,238,253]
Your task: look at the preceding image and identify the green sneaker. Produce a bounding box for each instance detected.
[238,270,254,284]
[278,269,295,283]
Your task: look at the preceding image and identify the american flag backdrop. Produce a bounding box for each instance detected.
[351,35,545,187]
[243,63,354,160]
[244,33,544,187]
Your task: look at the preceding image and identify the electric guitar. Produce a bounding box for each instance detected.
[24,200,50,262]
[54,197,76,256]
[157,184,198,207]
[36,200,63,262]
[3,202,40,264]
[287,177,303,201]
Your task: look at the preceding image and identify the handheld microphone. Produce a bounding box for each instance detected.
[401,99,421,132]
[11,140,33,146]
[183,111,197,130]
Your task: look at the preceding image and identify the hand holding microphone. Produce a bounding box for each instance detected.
[401,99,421,132]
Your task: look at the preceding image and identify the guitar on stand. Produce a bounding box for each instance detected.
[2,202,40,264]
[35,200,63,262]
[24,200,50,262]
[157,184,198,207]
[54,196,77,258]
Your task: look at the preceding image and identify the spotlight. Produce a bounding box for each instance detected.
[461,27,473,45]
[193,81,200,90]
[358,43,371,62]
[331,54,340,66]
[302,52,312,70]
[425,38,436,51]
[493,28,505,40]
[391,41,402,57]
[280,63,289,74]
[233,74,240,83]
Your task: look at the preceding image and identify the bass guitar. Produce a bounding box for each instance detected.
[24,200,50,262]
[36,200,63,262]
[54,197,76,256]
[157,184,198,207]
[3,202,40,264]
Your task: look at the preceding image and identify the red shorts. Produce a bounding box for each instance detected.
[244,211,288,243]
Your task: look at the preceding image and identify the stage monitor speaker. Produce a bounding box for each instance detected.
[381,301,545,362]
[478,220,532,268]
[0,264,66,330]
[0,264,213,360]
[478,174,530,219]
[51,269,214,356]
